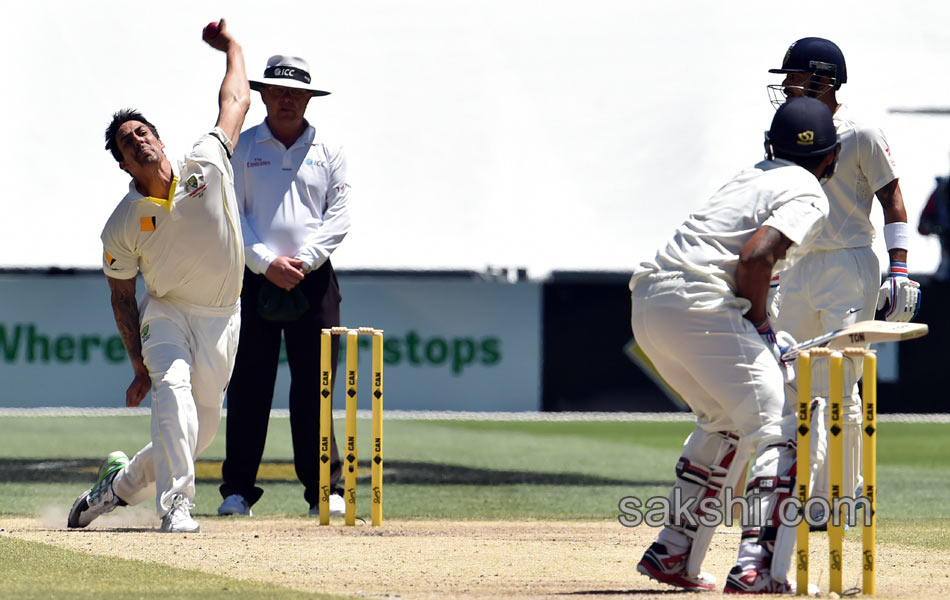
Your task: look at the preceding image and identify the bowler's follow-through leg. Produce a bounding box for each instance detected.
[67,450,130,529]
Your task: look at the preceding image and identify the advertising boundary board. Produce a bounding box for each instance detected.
[1,269,946,413]
[0,270,540,411]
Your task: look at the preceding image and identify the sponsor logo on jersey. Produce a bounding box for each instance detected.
[183,174,206,197]
[305,158,327,168]
[187,184,207,198]
[247,158,272,168]
[141,324,151,343]
[140,216,156,232]
[105,252,116,266]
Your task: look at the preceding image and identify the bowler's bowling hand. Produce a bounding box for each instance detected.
[202,18,234,52]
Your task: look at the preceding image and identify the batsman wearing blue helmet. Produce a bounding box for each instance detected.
[766,39,920,573]
[630,97,838,594]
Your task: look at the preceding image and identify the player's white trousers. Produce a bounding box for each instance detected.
[112,296,240,516]
[772,246,879,389]
[772,246,878,498]
[631,276,786,441]
[631,275,794,575]
[631,276,794,559]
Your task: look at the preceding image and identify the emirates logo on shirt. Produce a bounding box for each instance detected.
[247,158,272,168]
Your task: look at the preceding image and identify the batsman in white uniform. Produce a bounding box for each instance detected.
[67,19,250,534]
[765,38,921,533]
[631,98,839,594]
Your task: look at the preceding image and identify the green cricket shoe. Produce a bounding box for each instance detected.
[67,450,129,528]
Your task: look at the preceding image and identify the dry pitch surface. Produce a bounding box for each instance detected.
[3,513,950,599]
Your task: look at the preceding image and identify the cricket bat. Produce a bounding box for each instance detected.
[780,320,928,362]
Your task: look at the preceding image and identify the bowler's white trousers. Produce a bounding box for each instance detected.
[112,296,240,516]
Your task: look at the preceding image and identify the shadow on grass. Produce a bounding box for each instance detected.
[0,458,672,487]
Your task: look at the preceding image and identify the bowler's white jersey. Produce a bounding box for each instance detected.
[630,159,828,312]
[101,129,245,307]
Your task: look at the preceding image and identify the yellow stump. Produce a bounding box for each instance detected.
[371,331,384,526]
[828,352,844,595]
[862,352,877,595]
[344,330,359,526]
[796,351,812,596]
[318,330,333,526]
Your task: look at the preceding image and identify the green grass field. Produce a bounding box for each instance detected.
[1,416,949,598]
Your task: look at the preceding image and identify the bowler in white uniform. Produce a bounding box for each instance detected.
[67,19,250,534]
[631,98,838,594]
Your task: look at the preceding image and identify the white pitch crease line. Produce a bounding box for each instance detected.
[0,408,948,423]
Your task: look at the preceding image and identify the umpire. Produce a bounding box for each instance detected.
[219,55,350,518]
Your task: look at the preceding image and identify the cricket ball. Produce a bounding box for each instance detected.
[203,21,220,40]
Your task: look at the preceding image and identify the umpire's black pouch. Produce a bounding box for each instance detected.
[256,280,311,321]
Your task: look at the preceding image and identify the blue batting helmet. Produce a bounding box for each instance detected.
[769,37,847,90]
[766,97,838,157]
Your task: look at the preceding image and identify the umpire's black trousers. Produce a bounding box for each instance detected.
[220,261,343,509]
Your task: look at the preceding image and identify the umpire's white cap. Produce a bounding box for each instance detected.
[249,55,330,96]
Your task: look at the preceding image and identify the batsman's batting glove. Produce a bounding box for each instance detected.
[756,320,797,381]
[876,262,921,322]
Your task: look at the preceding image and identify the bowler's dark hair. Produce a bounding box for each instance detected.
[104,109,160,162]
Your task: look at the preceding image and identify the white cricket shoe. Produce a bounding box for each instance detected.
[308,493,346,517]
[67,450,129,528]
[218,494,252,516]
[161,494,200,533]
